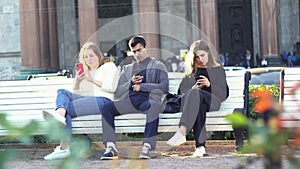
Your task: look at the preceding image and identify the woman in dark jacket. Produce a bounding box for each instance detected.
[167,40,229,157]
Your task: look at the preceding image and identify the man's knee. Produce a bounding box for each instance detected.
[102,102,115,116]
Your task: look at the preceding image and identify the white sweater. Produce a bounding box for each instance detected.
[74,62,119,100]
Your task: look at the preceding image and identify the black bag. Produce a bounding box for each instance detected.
[163,93,181,113]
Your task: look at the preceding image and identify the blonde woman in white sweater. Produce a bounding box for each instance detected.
[43,42,119,160]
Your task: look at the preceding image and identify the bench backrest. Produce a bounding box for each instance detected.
[0,71,249,135]
[0,78,74,135]
[280,67,300,127]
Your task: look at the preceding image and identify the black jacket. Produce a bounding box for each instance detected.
[178,66,229,101]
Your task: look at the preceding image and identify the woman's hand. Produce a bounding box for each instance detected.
[85,71,103,88]
[73,70,85,90]
[194,75,210,89]
[75,70,85,83]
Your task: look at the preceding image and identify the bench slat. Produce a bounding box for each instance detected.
[0,71,246,136]
[281,68,300,128]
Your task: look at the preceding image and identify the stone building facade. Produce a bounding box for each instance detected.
[0,0,299,80]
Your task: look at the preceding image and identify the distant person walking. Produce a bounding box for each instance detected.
[292,52,298,65]
[218,53,225,66]
[254,53,259,68]
[288,52,293,67]
[238,52,244,67]
[261,57,268,67]
[281,51,288,64]
[224,53,229,66]
[245,50,251,68]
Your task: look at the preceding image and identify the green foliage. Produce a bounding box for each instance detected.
[245,119,286,154]
[225,112,248,128]
[0,149,19,169]
[226,102,300,168]
[0,112,90,169]
[49,138,92,169]
[248,84,280,119]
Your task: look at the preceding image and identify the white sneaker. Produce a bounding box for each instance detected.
[44,146,71,160]
[193,146,206,157]
[139,143,151,159]
[167,131,186,146]
[42,110,66,126]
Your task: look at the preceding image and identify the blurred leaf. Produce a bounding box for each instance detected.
[225,112,247,128]
[0,114,13,129]
[51,138,91,169]
[40,119,69,142]
[288,156,300,169]
[20,120,40,135]
[0,112,92,168]
[0,149,19,169]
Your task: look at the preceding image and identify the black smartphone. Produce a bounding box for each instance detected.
[195,76,202,81]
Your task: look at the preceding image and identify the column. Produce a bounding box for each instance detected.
[18,0,44,79]
[198,0,219,51]
[258,0,279,57]
[48,0,59,71]
[138,0,161,60]
[19,0,41,69]
[38,0,50,70]
[77,0,98,46]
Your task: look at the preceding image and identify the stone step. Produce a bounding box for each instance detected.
[265,56,286,67]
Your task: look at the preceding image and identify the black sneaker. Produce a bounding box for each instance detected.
[101,146,118,160]
[138,144,151,159]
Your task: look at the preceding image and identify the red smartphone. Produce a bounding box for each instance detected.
[76,63,84,76]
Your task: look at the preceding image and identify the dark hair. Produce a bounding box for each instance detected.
[128,35,146,48]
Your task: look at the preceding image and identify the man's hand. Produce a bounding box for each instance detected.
[132,84,141,91]
[131,75,143,85]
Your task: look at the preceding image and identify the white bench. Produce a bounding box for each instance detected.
[0,71,249,136]
[280,67,300,127]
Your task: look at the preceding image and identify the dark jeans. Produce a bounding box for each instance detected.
[101,94,161,149]
[179,89,221,148]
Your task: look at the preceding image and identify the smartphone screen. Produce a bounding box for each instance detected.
[195,76,204,86]
[76,63,84,75]
[195,76,202,81]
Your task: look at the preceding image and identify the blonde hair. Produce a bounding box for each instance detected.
[78,42,104,71]
[184,40,220,76]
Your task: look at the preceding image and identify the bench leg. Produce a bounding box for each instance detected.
[233,126,244,150]
[233,108,245,151]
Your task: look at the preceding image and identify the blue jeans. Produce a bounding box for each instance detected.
[56,89,112,136]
